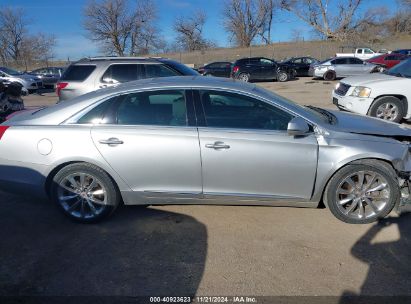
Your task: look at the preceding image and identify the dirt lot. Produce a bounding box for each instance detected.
[1,78,411,300]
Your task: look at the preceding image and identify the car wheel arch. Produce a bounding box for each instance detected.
[45,160,125,199]
[317,157,398,208]
[369,95,408,117]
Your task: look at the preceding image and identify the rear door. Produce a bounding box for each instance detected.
[332,58,350,76]
[90,89,202,197]
[194,89,318,200]
[347,58,366,75]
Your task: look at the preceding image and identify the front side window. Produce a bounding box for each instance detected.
[332,58,348,65]
[293,58,303,64]
[199,90,294,131]
[144,64,179,78]
[116,90,187,126]
[102,64,140,83]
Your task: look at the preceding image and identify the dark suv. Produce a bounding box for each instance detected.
[197,61,232,77]
[231,57,296,82]
[57,57,198,101]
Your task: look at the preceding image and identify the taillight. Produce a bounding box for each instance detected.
[56,82,68,96]
[233,66,239,73]
[0,126,9,140]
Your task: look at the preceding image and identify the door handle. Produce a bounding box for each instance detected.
[205,141,230,150]
[98,137,124,146]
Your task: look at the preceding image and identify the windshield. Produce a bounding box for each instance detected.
[385,58,411,78]
[0,67,23,76]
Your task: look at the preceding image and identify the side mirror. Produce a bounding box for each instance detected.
[287,117,310,136]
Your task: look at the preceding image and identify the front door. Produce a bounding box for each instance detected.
[90,89,202,196]
[195,90,318,200]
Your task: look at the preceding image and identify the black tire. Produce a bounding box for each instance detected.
[51,163,121,223]
[324,160,399,224]
[323,70,336,81]
[368,96,405,123]
[277,71,288,82]
[237,73,250,82]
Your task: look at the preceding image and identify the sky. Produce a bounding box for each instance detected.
[0,0,400,60]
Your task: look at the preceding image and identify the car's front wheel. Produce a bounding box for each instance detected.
[51,163,121,223]
[324,160,399,224]
[368,96,404,123]
[277,71,288,82]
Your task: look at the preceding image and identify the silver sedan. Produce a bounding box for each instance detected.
[0,76,410,224]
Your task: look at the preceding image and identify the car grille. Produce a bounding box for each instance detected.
[335,83,350,96]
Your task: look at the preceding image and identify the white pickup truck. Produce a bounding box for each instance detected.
[336,48,384,60]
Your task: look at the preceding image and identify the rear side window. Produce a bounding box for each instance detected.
[77,98,115,124]
[348,58,363,64]
[102,64,142,83]
[61,65,96,81]
[144,64,178,78]
[115,90,187,126]
[332,58,348,65]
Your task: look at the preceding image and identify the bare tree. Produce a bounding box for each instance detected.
[0,7,28,61]
[385,0,411,35]
[280,0,366,41]
[0,7,55,67]
[84,0,132,56]
[223,0,274,47]
[173,10,214,51]
[259,0,276,44]
[83,0,160,56]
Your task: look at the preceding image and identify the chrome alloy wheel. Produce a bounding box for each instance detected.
[238,74,249,82]
[376,102,399,121]
[336,170,390,220]
[57,172,107,219]
[278,72,288,82]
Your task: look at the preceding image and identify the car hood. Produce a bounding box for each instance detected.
[339,73,399,87]
[327,110,411,138]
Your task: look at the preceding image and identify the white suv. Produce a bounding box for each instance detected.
[332,58,411,123]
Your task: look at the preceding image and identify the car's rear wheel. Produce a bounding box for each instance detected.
[238,73,250,82]
[324,161,399,224]
[368,96,404,123]
[51,163,120,223]
[323,71,336,81]
[277,71,288,82]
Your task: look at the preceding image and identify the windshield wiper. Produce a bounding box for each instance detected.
[306,105,337,124]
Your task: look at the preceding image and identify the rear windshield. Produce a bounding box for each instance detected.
[60,65,96,81]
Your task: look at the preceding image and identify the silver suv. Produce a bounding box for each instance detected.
[56,57,198,101]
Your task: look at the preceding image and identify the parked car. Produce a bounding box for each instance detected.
[366,53,408,71]
[231,57,296,82]
[1,76,411,224]
[309,57,378,81]
[336,48,384,60]
[29,67,65,89]
[0,67,42,93]
[392,49,411,56]
[280,57,319,77]
[332,57,411,123]
[197,62,232,77]
[56,57,199,101]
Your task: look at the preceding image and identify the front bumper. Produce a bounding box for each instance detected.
[332,91,374,115]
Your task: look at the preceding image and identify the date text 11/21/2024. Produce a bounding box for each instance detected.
[149,296,258,303]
